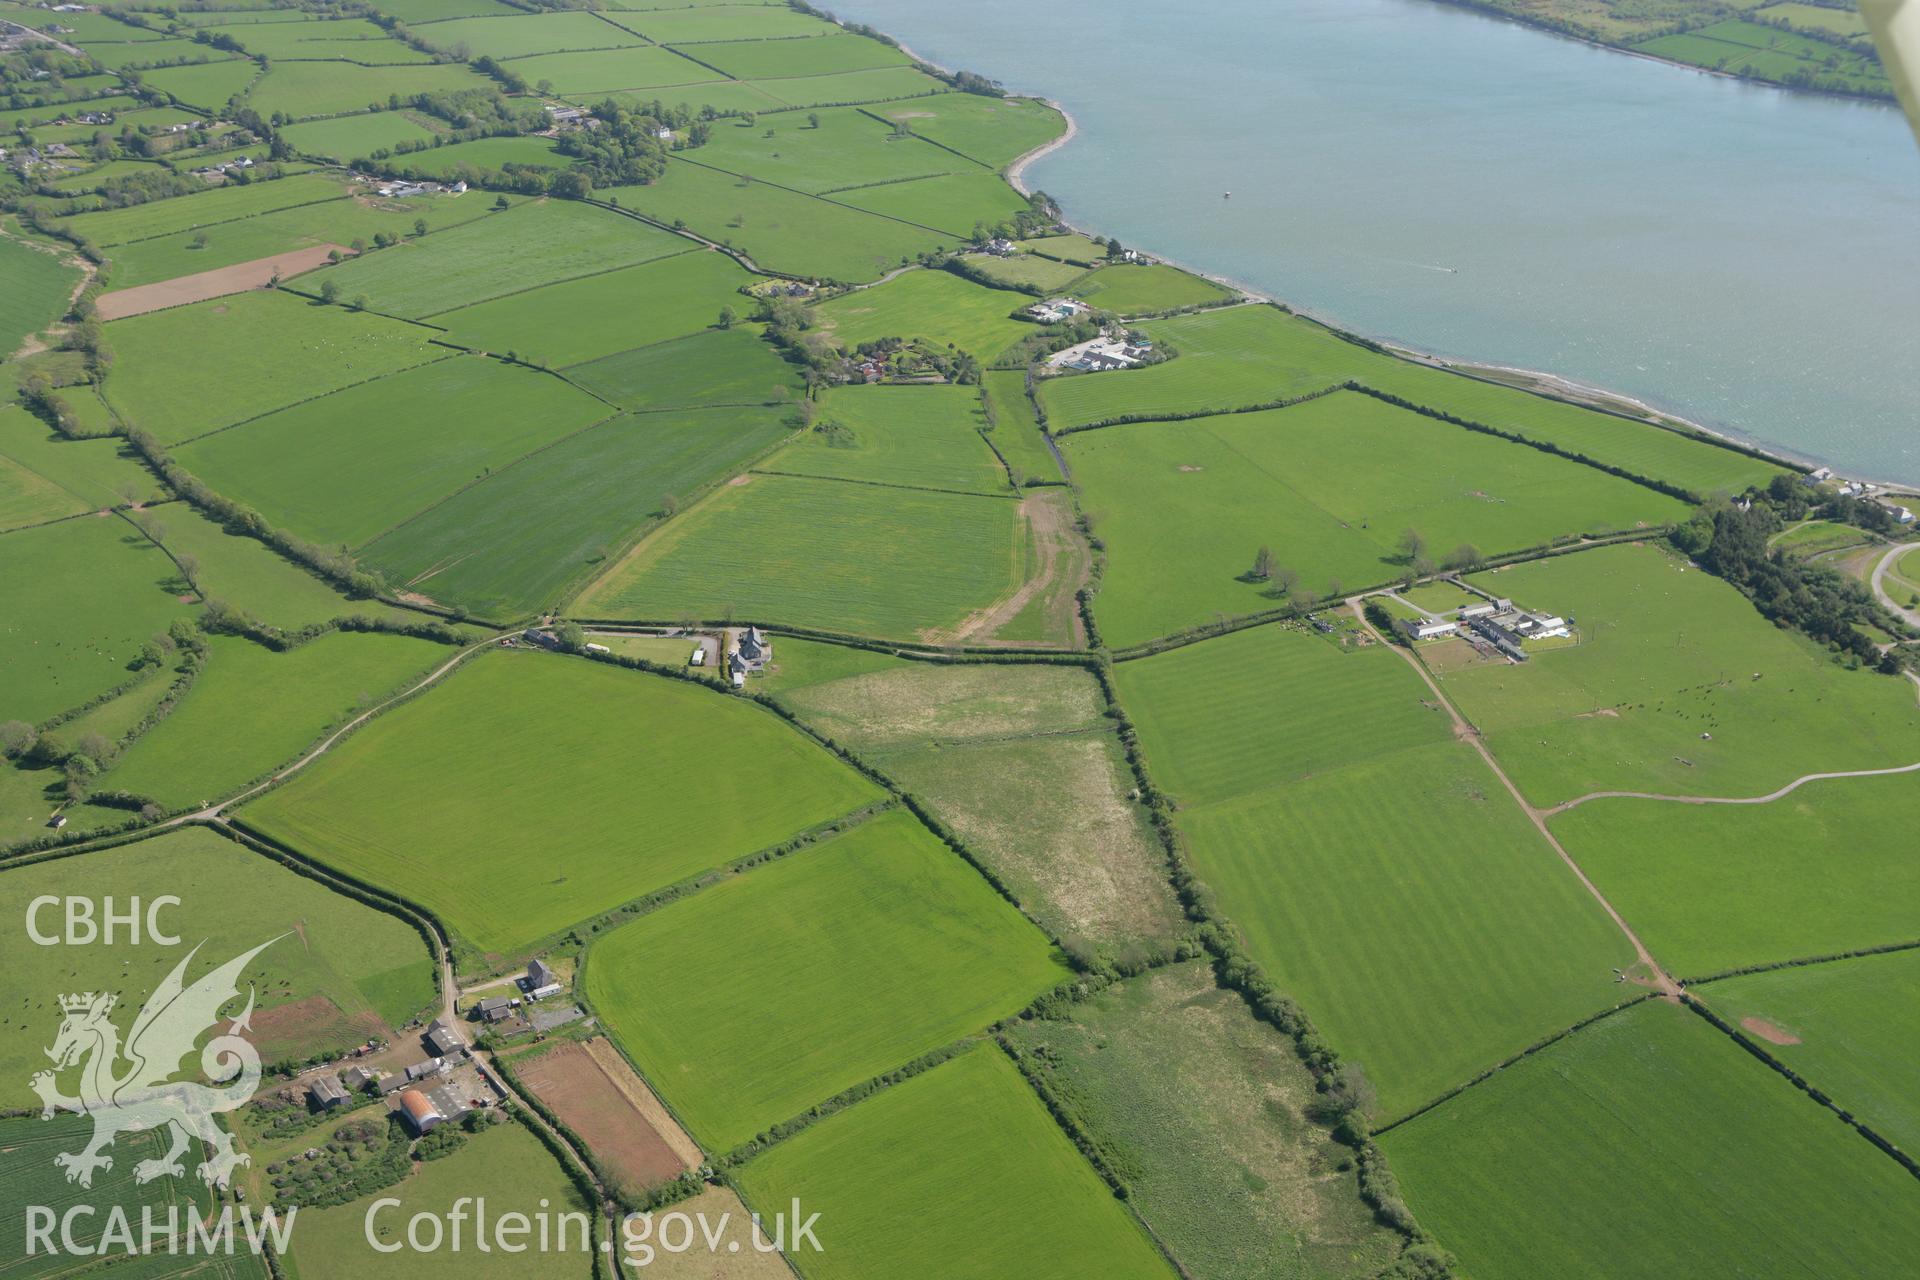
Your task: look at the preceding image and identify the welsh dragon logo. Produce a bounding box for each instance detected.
[31,937,283,1188]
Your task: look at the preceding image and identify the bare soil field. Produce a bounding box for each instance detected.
[1739,1015,1801,1045]
[514,1037,701,1194]
[250,993,386,1066]
[95,244,349,319]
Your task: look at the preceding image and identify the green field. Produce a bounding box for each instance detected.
[86,38,239,70]
[242,650,882,957]
[979,369,1059,485]
[750,65,947,108]
[389,134,566,178]
[175,355,607,548]
[434,246,746,366]
[51,662,174,753]
[1553,769,1920,978]
[368,0,520,20]
[42,157,180,196]
[1115,623,1455,808]
[0,404,158,510]
[245,60,494,119]
[565,325,804,409]
[1040,305,1781,495]
[1634,19,1885,96]
[1120,621,1636,1116]
[1447,542,1920,807]
[287,1120,588,1280]
[1181,739,1635,1118]
[779,659,1183,956]
[22,10,168,41]
[1064,390,1685,647]
[811,267,1033,361]
[1756,2,1870,39]
[575,472,1030,639]
[0,235,80,359]
[587,810,1068,1149]
[0,94,140,130]
[0,93,144,130]
[962,250,1089,292]
[1382,999,1920,1280]
[502,44,714,94]
[280,110,441,161]
[310,198,687,318]
[0,1114,206,1276]
[158,503,413,631]
[1067,263,1235,314]
[754,634,913,695]
[1700,948,1920,1155]
[734,1043,1171,1280]
[769,383,1007,494]
[414,10,645,59]
[64,172,353,247]
[104,289,445,445]
[98,188,512,291]
[6,1,1899,1271]
[590,77,789,116]
[693,103,969,192]
[0,448,87,532]
[141,57,262,110]
[223,16,425,61]
[874,92,1067,167]
[686,31,910,79]
[604,4,839,43]
[1003,963,1403,1279]
[0,515,193,724]
[104,632,442,809]
[363,405,791,618]
[832,169,1032,237]
[1771,518,1869,558]
[1397,578,1481,614]
[605,159,949,283]
[0,825,434,1098]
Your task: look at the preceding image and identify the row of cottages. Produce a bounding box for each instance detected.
[1804,469,1917,523]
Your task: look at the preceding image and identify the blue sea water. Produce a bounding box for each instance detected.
[833,0,1920,484]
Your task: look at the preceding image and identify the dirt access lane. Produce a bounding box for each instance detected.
[937,490,1089,647]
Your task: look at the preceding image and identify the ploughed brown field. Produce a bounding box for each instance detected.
[514,1037,702,1194]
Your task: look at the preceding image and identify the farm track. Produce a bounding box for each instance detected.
[938,490,1087,646]
[1349,597,1683,998]
[165,629,505,828]
[1871,540,1920,630]
[1546,759,1920,818]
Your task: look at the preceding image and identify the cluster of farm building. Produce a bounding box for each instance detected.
[299,957,578,1137]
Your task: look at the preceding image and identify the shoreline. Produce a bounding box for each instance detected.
[1419,0,1899,112]
[999,102,1823,480]
[894,20,1894,487]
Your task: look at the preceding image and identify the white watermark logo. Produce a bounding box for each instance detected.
[32,932,282,1189]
